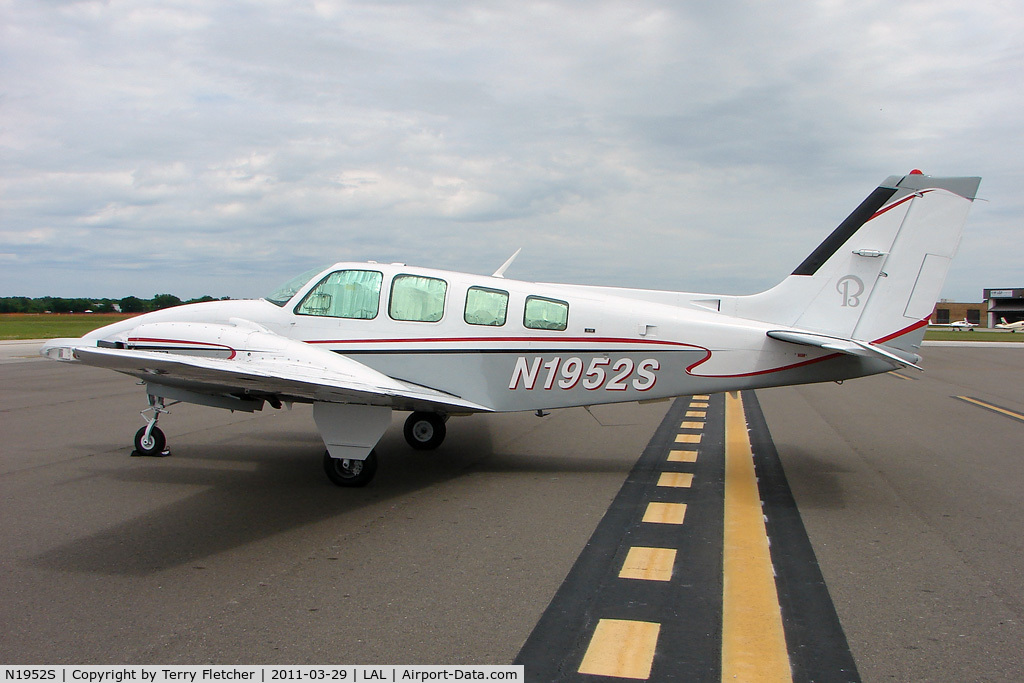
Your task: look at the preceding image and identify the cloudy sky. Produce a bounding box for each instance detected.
[2,0,1021,301]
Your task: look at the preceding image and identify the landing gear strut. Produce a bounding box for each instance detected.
[132,395,173,457]
[403,412,446,450]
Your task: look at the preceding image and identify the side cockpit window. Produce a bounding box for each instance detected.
[465,287,509,326]
[389,274,447,322]
[295,270,383,319]
[524,296,568,331]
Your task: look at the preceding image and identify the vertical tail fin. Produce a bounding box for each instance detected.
[736,172,981,351]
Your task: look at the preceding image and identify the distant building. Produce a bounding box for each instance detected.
[984,288,1024,327]
[931,288,1024,328]
[932,301,985,326]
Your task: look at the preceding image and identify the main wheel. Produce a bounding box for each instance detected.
[133,425,167,457]
[323,450,378,487]
[403,412,446,450]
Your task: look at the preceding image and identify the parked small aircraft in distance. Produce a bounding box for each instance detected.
[930,318,977,331]
[43,171,981,487]
[996,317,1024,332]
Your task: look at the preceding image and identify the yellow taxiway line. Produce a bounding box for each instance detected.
[722,391,792,682]
[956,395,1024,423]
[575,392,795,680]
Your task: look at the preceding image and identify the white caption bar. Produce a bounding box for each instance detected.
[0,667,524,683]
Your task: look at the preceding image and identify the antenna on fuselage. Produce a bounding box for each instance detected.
[492,248,522,278]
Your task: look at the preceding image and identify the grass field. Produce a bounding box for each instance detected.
[0,313,139,340]
[923,327,1023,342]
[2,312,1021,342]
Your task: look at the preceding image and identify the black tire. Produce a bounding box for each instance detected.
[323,450,378,487]
[133,426,167,456]
[403,412,446,450]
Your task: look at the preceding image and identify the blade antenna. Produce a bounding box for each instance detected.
[492,248,522,278]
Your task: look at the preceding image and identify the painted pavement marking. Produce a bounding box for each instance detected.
[577,619,661,679]
[667,449,699,463]
[722,391,791,682]
[619,547,677,582]
[657,471,693,488]
[642,501,687,525]
[516,392,859,682]
[955,395,1024,424]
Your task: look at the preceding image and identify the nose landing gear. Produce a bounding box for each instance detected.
[132,395,175,457]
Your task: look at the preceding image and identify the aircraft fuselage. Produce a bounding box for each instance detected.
[83,261,896,414]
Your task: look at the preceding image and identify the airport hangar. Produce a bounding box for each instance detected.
[931,287,1024,327]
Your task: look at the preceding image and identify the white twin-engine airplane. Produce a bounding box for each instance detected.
[42,171,981,487]
[932,318,977,331]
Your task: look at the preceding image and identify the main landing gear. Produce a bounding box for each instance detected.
[403,412,447,450]
[126,399,448,487]
[132,395,174,457]
[321,411,445,488]
[323,450,379,487]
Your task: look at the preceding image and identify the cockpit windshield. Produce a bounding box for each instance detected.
[264,266,327,307]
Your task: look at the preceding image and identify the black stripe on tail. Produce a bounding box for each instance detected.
[791,186,897,276]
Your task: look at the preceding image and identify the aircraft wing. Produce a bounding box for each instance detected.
[42,330,492,414]
[766,329,923,371]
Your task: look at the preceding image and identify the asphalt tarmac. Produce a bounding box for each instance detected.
[757,346,1024,683]
[1,344,1022,681]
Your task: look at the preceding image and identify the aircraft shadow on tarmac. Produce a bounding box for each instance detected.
[30,416,635,577]
[758,445,856,511]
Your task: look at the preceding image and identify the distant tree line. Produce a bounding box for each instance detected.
[0,294,230,314]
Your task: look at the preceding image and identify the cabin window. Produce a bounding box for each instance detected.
[295,269,383,319]
[524,296,568,331]
[464,287,509,326]
[390,274,447,322]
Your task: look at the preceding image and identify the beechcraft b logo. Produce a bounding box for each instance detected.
[837,275,864,307]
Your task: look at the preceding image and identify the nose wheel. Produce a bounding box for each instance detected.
[131,394,174,457]
[133,425,167,456]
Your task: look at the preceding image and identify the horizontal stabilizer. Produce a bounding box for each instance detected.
[767,329,923,371]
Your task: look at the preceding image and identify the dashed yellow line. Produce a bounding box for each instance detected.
[667,449,698,463]
[642,501,688,525]
[722,392,791,682]
[657,471,693,488]
[578,619,661,679]
[580,392,791,681]
[619,546,677,581]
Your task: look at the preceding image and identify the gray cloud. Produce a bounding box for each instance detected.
[1,0,1021,301]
